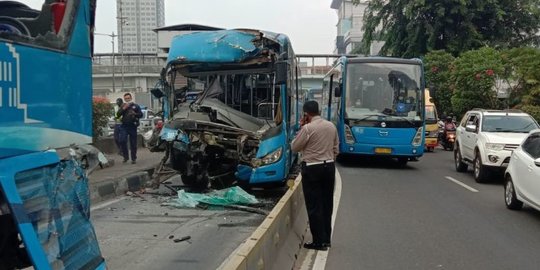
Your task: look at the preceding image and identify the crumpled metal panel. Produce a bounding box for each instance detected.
[0,151,105,270]
[167,30,259,63]
[13,159,104,269]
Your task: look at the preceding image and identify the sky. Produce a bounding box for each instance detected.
[24,0,338,54]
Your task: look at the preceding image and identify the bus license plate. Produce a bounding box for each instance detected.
[375,148,392,154]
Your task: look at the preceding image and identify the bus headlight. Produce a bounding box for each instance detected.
[412,127,424,147]
[252,147,283,167]
[344,125,356,144]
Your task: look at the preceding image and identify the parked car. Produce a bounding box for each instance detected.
[454,109,540,182]
[504,129,540,211]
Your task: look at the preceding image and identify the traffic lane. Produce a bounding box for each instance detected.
[91,195,265,270]
[326,151,540,270]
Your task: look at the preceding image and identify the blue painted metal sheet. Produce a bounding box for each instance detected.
[0,151,105,269]
[167,30,259,63]
[0,0,93,158]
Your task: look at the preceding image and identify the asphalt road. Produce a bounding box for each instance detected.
[90,176,284,270]
[325,149,540,270]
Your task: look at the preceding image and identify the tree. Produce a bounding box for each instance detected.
[502,47,540,121]
[424,50,455,117]
[356,0,540,57]
[451,48,504,116]
[92,97,113,142]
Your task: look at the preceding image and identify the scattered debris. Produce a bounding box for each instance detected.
[168,235,174,239]
[173,236,191,243]
[162,186,259,209]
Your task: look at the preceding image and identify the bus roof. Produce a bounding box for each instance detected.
[345,56,422,65]
[167,29,291,66]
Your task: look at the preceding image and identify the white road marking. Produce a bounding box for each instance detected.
[445,176,479,193]
[311,169,343,270]
[90,197,126,212]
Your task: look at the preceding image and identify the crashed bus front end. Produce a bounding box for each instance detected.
[157,29,296,189]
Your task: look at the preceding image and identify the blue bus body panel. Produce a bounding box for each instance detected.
[168,30,259,63]
[340,127,424,156]
[0,1,93,159]
[351,127,416,145]
[167,29,288,64]
[0,152,105,269]
[249,128,288,184]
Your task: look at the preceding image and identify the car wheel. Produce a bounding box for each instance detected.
[473,151,489,183]
[505,176,523,210]
[454,146,468,172]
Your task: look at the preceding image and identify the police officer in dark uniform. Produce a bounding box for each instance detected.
[292,101,339,250]
[116,93,143,164]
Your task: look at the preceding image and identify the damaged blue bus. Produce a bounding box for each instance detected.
[323,57,425,165]
[0,1,106,269]
[155,29,300,188]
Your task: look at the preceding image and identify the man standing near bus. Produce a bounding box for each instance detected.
[116,93,143,164]
[292,101,339,251]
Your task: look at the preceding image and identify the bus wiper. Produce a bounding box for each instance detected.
[351,114,387,121]
[390,116,415,125]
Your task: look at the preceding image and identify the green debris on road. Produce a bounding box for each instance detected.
[163,186,259,208]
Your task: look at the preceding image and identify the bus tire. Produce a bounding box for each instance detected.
[397,157,408,166]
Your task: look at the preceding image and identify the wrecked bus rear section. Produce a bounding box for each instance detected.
[1,1,106,269]
[153,29,300,189]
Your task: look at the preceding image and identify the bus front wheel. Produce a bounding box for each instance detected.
[397,157,408,166]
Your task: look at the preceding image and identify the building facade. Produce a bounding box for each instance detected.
[331,0,383,55]
[117,0,165,53]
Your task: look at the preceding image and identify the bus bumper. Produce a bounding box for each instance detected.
[236,156,288,185]
[340,143,424,157]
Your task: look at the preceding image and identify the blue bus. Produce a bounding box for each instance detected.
[0,1,106,269]
[322,57,425,165]
[155,29,300,188]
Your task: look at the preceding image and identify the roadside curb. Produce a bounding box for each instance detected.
[89,167,155,205]
[218,175,308,270]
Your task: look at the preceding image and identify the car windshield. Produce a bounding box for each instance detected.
[482,115,539,133]
[345,62,423,122]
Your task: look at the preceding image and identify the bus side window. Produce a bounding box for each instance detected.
[0,1,74,50]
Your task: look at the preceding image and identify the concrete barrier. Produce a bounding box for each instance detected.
[94,135,145,154]
[218,175,308,270]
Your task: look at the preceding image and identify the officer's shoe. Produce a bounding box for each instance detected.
[303,242,328,251]
[322,242,331,248]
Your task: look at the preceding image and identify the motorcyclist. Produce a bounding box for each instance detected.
[444,116,456,131]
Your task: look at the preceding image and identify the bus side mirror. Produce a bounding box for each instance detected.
[334,84,342,97]
[275,62,289,84]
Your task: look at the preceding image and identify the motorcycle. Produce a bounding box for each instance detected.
[440,123,456,151]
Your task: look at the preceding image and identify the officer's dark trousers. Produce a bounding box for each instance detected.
[120,124,138,161]
[301,162,335,245]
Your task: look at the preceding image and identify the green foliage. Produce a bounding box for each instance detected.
[451,48,504,116]
[521,88,540,122]
[501,48,540,108]
[92,97,113,142]
[424,50,455,117]
[358,0,540,57]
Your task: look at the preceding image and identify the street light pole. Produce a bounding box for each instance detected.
[117,1,128,92]
[95,32,118,93]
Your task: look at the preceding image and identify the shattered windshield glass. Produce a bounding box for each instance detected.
[189,73,283,128]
